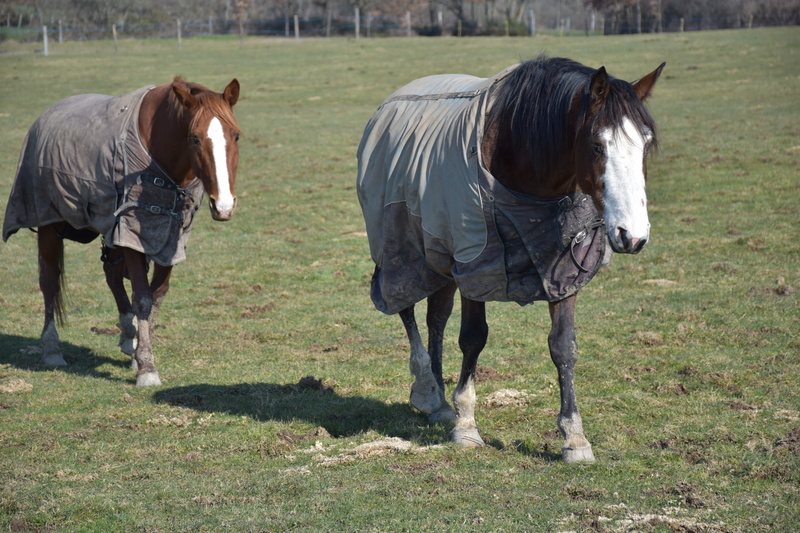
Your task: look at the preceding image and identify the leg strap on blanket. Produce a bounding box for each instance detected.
[100,238,124,266]
[570,219,604,273]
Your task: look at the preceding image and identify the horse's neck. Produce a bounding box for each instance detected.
[139,85,194,187]
[481,125,577,198]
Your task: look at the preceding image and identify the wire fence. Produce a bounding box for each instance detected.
[0,13,790,48]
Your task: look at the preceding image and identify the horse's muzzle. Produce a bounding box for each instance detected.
[610,227,648,254]
[209,196,236,221]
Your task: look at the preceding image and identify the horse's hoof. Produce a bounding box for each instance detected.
[428,403,456,423]
[42,353,68,366]
[136,372,162,387]
[410,383,443,414]
[452,427,485,448]
[562,444,596,464]
[119,337,136,356]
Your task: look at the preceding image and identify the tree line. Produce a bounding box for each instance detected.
[3,0,798,37]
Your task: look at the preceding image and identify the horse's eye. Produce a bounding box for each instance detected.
[191,135,201,146]
[592,143,605,157]
[234,133,240,143]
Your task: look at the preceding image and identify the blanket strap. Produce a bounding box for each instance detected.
[570,219,604,273]
[113,200,182,220]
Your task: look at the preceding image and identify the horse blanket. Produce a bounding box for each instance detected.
[357,66,611,315]
[2,86,204,266]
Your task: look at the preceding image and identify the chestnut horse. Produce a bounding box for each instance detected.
[357,56,664,462]
[2,78,241,386]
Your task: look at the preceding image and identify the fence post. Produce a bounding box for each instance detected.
[438,11,443,35]
[177,19,182,50]
[529,10,535,36]
[208,15,213,35]
[294,14,299,40]
[326,6,332,38]
[679,18,684,32]
[355,7,360,40]
[112,24,119,52]
[406,11,411,37]
[748,14,753,28]
[58,19,63,43]
[458,19,462,37]
[42,25,48,56]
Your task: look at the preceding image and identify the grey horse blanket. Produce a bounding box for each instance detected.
[357,66,611,315]
[2,86,204,266]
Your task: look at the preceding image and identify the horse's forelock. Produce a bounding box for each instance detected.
[169,79,240,134]
[595,80,658,149]
[190,92,240,134]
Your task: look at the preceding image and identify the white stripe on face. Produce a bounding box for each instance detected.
[207,117,235,213]
[599,116,651,251]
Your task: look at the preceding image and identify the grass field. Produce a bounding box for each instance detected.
[1,28,799,532]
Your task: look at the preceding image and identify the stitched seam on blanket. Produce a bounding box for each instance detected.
[383,90,484,104]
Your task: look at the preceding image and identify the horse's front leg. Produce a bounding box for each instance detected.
[452,297,488,448]
[147,263,173,340]
[549,295,595,463]
[102,245,137,356]
[122,248,161,386]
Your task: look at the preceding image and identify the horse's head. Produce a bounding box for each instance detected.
[172,78,241,221]
[576,63,665,254]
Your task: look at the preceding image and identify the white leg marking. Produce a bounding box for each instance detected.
[409,334,444,414]
[136,372,162,387]
[207,117,235,213]
[559,412,595,464]
[118,312,138,356]
[41,321,67,366]
[452,377,484,448]
[600,117,651,249]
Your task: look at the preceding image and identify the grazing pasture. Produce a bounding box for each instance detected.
[1,28,798,531]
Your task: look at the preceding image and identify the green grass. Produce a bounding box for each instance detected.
[1,28,799,531]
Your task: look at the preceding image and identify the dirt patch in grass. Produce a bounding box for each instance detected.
[775,427,800,455]
[283,375,334,393]
[0,379,33,394]
[485,388,531,408]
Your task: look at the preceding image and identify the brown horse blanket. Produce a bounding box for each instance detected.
[2,86,204,266]
[357,67,611,315]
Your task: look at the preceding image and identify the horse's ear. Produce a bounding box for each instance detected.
[589,66,610,114]
[223,79,240,107]
[633,62,666,101]
[172,81,197,110]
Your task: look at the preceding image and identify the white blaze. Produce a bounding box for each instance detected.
[599,116,651,247]
[207,117,235,213]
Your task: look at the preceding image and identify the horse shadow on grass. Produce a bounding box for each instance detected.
[151,378,452,445]
[0,333,133,384]
[151,378,561,459]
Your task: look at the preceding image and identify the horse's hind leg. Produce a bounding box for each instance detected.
[37,224,67,366]
[451,296,488,448]
[425,283,457,422]
[102,245,137,357]
[548,295,595,463]
[400,290,453,421]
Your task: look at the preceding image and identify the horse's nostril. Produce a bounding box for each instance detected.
[618,228,632,250]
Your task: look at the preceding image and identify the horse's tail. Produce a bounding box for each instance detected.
[37,223,68,326]
[53,244,66,326]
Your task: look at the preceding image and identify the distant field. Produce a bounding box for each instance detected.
[1,28,798,531]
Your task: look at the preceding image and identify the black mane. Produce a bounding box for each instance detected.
[486,55,658,178]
